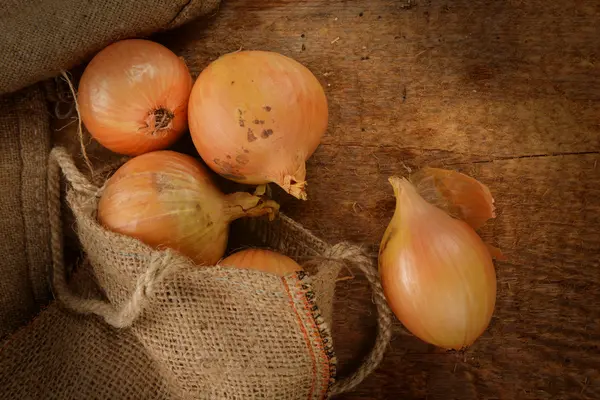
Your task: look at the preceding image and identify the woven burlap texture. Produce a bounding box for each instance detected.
[0,85,51,339]
[0,147,392,398]
[0,0,220,341]
[0,0,221,95]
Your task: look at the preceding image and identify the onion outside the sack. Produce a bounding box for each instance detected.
[219,249,303,276]
[78,39,192,155]
[188,50,328,200]
[97,151,279,265]
[379,176,497,350]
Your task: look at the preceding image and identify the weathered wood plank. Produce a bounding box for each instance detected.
[160,0,600,398]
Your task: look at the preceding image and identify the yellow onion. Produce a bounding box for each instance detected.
[188,50,328,200]
[78,39,192,155]
[98,151,279,265]
[219,249,303,276]
[379,177,497,350]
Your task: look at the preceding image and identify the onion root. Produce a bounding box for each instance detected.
[142,107,175,136]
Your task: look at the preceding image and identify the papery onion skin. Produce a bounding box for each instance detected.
[219,249,303,276]
[79,39,193,156]
[379,177,497,350]
[411,167,496,230]
[97,151,279,265]
[188,50,328,200]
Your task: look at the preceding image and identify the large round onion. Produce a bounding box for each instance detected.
[78,39,192,155]
[97,151,279,265]
[188,50,328,200]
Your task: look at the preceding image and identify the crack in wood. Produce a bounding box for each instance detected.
[321,143,599,163]
[447,151,600,166]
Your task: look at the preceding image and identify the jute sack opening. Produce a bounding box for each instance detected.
[0,147,392,399]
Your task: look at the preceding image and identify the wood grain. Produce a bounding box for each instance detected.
[159,0,600,398]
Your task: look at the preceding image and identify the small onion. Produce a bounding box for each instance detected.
[188,50,328,200]
[78,39,192,155]
[379,177,497,350]
[98,151,279,265]
[219,249,303,276]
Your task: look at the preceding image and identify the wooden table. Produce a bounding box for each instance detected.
[161,1,600,398]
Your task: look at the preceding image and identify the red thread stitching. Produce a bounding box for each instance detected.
[282,277,317,400]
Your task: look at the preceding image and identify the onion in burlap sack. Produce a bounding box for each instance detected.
[0,147,392,399]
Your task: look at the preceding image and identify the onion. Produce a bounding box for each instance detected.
[78,39,192,155]
[379,177,497,350]
[188,50,328,200]
[97,151,279,265]
[219,249,303,276]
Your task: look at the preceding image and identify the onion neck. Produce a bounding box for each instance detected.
[389,176,432,217]
[275,161,308,200]
[223,192,280,222]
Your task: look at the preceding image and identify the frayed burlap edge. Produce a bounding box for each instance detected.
[297,270,338,391]
[47,146,393,396]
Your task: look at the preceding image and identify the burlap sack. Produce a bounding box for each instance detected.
[0,0,220,95]
[0,147,392,399]
[0,85,51,339]
[0,0,220,341]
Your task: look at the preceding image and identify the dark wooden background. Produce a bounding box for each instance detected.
[159,0,600,398]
